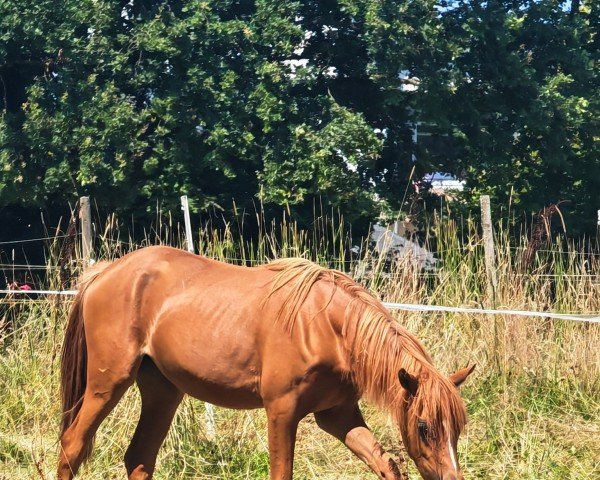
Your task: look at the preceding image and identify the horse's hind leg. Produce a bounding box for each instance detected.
[58,362,139,480]
[124,356,183,480]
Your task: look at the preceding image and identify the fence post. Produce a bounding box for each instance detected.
[79,196,93,267]
[481,195,501,370]
[181,195,194,254]
[480,195,497,306]
[180,195,216,439]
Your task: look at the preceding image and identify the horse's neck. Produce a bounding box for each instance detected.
[343,303,434,412]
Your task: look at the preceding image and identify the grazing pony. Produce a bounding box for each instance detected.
[58,246,474,480]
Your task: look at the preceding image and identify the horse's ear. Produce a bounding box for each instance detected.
[398,369,419,396]
[449,364,476,388]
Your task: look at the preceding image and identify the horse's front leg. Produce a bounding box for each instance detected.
[315,401,406,480]
[265,397,301,480]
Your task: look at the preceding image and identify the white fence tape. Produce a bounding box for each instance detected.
[382,302,600,324]
[0,290,600,323]
[0,289,77,296]
[1,289,599,324]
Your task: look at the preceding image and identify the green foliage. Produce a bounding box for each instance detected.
[0,0,393,224]
[0,0,598,234]
[423,0,599,234]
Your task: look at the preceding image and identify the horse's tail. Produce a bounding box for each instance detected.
[60,261,112,452]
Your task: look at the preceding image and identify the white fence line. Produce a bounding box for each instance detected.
[1,289,599,324]
[0,289,77,296]
[0,234,77,245]
[382,302,600,324]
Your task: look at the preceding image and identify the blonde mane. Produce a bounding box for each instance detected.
[77,261,112,290]
[263,258,468,438]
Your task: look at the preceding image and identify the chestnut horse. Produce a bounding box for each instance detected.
[58,246,474,480]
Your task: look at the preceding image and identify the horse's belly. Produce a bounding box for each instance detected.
[156,364,264,409]
[147,311,264,409]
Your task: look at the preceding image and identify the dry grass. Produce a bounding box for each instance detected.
[1,213,599,479]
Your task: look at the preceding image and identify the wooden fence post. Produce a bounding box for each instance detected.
[481,195,501,370]
[180,195,216,439]
[480,195,497,306]
[79,196,93,267]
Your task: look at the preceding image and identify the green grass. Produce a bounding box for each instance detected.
[1,214,599,479]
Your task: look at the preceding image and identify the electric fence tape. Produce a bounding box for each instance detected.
[1,289,598,324]
[382,302,600,324]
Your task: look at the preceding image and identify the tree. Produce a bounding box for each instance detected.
[1,0,598,239]
[0,0,392,230]
[422,0,599,235]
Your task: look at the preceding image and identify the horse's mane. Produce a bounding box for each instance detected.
[77,261,112,291]
[263,258,467,438]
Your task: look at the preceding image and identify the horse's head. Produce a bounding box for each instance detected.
[396,364,475,480]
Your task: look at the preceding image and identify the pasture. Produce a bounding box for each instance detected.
[1,215,599,479]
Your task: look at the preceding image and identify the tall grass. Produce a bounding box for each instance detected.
[1,212,598,479]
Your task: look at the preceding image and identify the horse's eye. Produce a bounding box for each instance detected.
[417,420,429,441]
